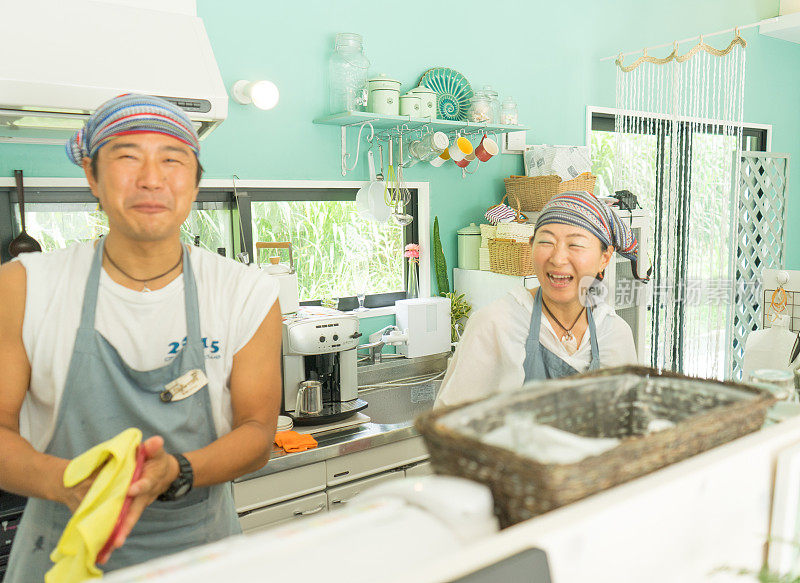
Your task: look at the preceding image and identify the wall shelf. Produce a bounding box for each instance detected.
[313,111,526,134]
[759,13,800,43]
[313,112,527,177]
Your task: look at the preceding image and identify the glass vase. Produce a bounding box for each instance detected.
[406,261,419,299]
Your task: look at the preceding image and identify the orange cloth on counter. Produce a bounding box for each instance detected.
[274,431,318,453]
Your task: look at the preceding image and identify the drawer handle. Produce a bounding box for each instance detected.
[293,503,326,517]
[331,496,355,506]
[333,471,350,478]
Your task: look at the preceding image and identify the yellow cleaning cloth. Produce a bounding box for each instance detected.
[45,428,143,583]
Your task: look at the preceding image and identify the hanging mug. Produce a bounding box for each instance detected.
[475,134,499,162]
[448,136,473,162]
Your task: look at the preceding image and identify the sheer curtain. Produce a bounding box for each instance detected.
[613,36,746,378]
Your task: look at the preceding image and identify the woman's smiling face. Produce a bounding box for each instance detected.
[531,223,613,305]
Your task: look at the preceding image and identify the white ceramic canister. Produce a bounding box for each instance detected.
[399,93,422,117]
[368,74,401,115]
[457,223,482,270]
[369,89,399,115]
[409,86,437,118]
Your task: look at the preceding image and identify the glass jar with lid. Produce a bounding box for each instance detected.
[500,97,519,125]
[328,33,371,113]
[482,85,500,123]
[467,91,492,123]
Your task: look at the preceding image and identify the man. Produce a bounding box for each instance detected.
[0,94,282,581]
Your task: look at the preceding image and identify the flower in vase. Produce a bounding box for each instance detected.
[404,243,420,263]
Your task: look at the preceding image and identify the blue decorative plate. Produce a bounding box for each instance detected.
[419,67,473,121]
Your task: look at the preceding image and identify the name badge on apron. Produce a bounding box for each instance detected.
[160,369,209,403]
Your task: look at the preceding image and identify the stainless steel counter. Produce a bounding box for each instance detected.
[236,353,448,482]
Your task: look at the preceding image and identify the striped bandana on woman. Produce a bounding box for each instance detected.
[66,93,199,166]
[535,190,650,281]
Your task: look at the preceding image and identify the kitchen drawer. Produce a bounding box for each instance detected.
[404,461,433,477]
[234,462,326,513]
[238,491,328,535]
[326,437,428,486]
[327,469,403,509]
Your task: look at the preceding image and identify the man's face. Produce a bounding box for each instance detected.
[83,133,199,243]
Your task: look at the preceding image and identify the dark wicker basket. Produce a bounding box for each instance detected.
[415,366,774,528]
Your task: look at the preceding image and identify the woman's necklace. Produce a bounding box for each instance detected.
[104,246,183,292]
[541,299,585,355]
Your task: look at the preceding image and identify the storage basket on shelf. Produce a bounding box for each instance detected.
[495,221,536,243]
[504,174,562,212]
[479,224,497,248]
[478,248,490,271]
[415,366,775,528]
[557,172,597,195]
[487,238,535,276]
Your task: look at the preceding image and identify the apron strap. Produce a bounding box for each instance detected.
[77,239,106,330]
[522,289,547,381]
[523,288,601,380]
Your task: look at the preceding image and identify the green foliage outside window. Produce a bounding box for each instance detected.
[251,201,404,301]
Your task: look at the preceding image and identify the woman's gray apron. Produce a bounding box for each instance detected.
[522,288,600,381]
[6,240,240,583]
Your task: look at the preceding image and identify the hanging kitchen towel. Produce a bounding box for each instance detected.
[274,431,318,453]
[46,428,143,583]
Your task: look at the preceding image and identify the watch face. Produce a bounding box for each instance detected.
[174,481,192,498]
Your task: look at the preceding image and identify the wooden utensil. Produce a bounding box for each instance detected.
[8,170,42,257]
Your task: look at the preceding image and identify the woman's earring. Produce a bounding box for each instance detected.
[596,270,605,281]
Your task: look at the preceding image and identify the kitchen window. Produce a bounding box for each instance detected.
[245,187,418,310]
[589,109,769,377]
[4,183,418,309]
[14,200,234,255]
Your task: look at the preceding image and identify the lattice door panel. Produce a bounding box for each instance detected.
[728,152,790,380]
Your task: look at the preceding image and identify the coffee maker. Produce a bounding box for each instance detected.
[281,307,367,425]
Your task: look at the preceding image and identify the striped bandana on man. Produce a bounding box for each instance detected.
[66,93,199,166]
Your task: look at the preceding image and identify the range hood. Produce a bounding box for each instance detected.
[0,0,228,144]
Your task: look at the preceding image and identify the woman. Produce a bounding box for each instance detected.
[435,190,648,408]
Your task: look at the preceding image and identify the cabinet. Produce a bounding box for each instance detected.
[239,492,328,535]
[327,470,404,509]
[453,269,538,314]
[405,460,433,477]
[234,437,429,534]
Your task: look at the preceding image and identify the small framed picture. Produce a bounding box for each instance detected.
[768,441,800,576]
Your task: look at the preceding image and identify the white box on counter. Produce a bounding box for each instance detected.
[395,297,451,358]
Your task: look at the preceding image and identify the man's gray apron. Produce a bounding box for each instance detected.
[523,288,600,381]
[6,240,241,583]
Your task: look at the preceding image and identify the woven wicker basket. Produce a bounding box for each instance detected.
[557,172,597,195]
[496,221,536,243]
[479,224,497,248]
[415,366,774,528]
[504,174,562,212]
[487,238,535,276]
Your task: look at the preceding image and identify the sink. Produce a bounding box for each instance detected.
[360,380,442,426]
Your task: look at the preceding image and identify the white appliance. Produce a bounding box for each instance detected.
[395,297,451,358]
[103,476,499,583]
[0,0,227,143]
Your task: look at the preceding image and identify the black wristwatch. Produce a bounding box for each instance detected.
[157,453,193,502]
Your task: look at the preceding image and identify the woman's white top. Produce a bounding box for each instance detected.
[435,287,637,408]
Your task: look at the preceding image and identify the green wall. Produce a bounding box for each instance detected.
[2,0,799,284]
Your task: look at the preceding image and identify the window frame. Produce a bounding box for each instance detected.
[0,178,431,310]
[585,106,772,371]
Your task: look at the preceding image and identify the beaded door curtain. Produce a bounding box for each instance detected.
[613,35,747,378]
